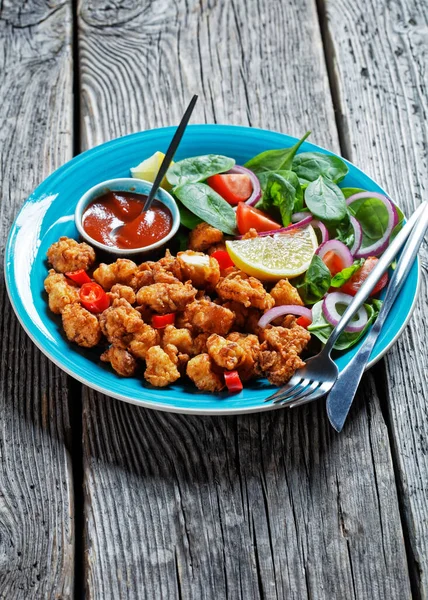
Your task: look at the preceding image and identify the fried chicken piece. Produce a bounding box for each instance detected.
[61,303,102,347]
[177,250,220,289]
[44,270,80,314]
[270,279,304,307]
[258,323,311,385]
[186,354,224,392]
[216,271,275,310]
[162,325,194,355]
[258,350,306,387]
[193,333,210,354]
[220,301,261,331]
[107,284,136,304]
[152,250,183,284]
[183,299,235,335]
[206,334,245,371]
[136,281,197,314]
[144,346,180,387]
[188,222,224,252]
[47,236,96,273]
[99,298,145,347]
[93,259,137,290]
[101,345,138,377]
[162,343,190,373]
[128,324,160,360]
[227,332,261,381]
[260,323,310,356]
[130,262,155,289]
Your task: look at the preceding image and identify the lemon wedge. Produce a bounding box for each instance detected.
[226,226,318,280]
[130,151,173,191]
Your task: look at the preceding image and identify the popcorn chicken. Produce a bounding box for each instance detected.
[184,299,235,335]
[107,284,136,304]
[206,334,245,370]
[162,325,194,355]
[152,250,183,284]
[186,354,224,392]
[99,298,145,347]
[128,324,160,360]
[220,301,261,331]
[44,270,80,314]
[47,236,96,273]
[193,333,210,354]
[260,323,310,357]
[177,250,220,288]
[270,279,304,307]
[136,282,197,314]
[101,345,138,377]
[61,303,102,348]
[258,350,306,386]
[130,262,155,289]
[258,323,311,385]
[144,346,180,387]
[93,259,137,290]
[188,222,224,252]
[226,332,261,381]
[216,271,275,310]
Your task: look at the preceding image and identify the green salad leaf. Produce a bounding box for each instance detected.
[292,152,349,186]
[294,255,331,305]
[256,173,295,226]
[308,299,381,350]
[305,176,349,225]
[167,154,235,187]
[177,202,203,229]
[335,220,355,249]
[174,183,237,235]
[244,132,311,174]
[258,170,303,213]
[330,259,365,288]
[350,198,391,250]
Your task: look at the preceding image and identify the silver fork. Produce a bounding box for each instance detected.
[265,201,427,408]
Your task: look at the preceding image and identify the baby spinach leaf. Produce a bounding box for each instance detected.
[244,131,311,174]
[167,155,235,187]
[174,183,237,235]
[294,255,331,305]
[352,198,390,248]
[335,220,355,249]
[177,202,203,229]
[256,173,295,226]
[341,187,365,199]
[258,170,303,212]
[292,152,349,185]
[305,176,349,224]
[330,259,365,288]
[308,299,380,350]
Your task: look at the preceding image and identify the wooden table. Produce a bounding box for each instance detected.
[1,0,427,598]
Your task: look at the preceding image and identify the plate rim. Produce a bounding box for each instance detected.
[4,124,421,415]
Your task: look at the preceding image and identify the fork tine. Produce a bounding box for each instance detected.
[286,381,333,408]
[264,375,304,402]
[279,380,320,406]
[271,377,312,404]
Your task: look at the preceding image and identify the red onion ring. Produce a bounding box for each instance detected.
[322,292,368,332]
[236,216,313,239]
[316,239,353,268]
[311,220,329,243]
[227,165,261,206]
[258,305,312,328]
[346,191,398,258]
[349,215,362,255]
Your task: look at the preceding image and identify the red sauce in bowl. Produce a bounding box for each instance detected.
[82,191,173,250]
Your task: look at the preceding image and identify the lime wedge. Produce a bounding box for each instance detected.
[226,226,318,280]
[130,151,173,191]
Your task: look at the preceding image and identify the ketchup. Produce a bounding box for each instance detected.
[82,191,173,250]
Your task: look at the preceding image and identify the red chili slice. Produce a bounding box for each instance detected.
[66,269,92,285]
[296,316,312,329]
[152,313,176,329]
[79,282,110,313]
[211,250,234,270]
[224,370,243,393]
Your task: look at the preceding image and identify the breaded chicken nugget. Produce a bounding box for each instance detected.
[144,346,180,387]
[101,345,138,377]
[62,303,102,347]
[128,324,160,360]
[258,323,311,385]
[270,279,304,307]
[93,259,137,290]
[188,222,224,252]
[186,354,224,392]
[136,281,197,314]
[47,236,95,273]
[162,325,194,355]
[216,271,274,311]
[130,262,155,289]
[206,334,245,370]
[107,284,136,304]
[99,298,145,347]
[152,250,183,284]
[177,250,220,288]
[184,299,235,335]
[227,332,261,381]
[44,270,80,314]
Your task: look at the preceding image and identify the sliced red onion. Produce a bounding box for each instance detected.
[258,305,312,328]
[349,215,362,255]
[316,239,353,268]
[227,165,261,206]
[291,212,310,223]
[236,216,313,239]
[322,292,368,333]
[346,191,398,258]
[311,220,329,243]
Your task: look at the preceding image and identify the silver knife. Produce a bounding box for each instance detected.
[326,201,428,432]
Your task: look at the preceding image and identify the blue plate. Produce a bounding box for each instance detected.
[4,125,420,414]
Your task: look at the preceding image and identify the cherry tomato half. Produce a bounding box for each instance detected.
[236,202,281,235]
[340,256,388,296]
[207,174,253,205]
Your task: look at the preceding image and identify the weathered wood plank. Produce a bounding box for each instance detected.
[0,1,74,597]
[78,0,413,598]
[321,0,428,596]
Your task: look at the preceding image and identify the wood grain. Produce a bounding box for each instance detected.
[78,0,413,598]
[320,0,428,596]
[0,0,74,597]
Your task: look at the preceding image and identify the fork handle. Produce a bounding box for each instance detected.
[327,201,428,432]
[323,201,427,355]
